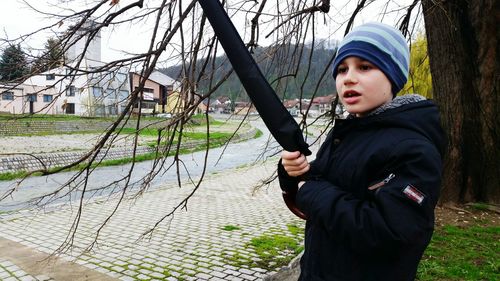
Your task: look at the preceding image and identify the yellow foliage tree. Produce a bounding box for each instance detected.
[401,33,433,98]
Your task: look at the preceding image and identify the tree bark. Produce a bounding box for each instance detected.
[421,0,499,203]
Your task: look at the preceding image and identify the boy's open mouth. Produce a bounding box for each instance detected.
[344,90,361,98]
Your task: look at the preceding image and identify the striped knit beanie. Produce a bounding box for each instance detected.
[332,22,410,96]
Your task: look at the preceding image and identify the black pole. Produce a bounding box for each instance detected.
[198,0,311,156]
[198,0,311,219]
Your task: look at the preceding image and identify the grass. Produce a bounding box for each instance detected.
[247,234,303,270]
[279,213,498,281]
[0,113,97,121]
[220,208,497,280]
[117,127,160,136]
[254,129,263,138]
[222,225,241,231]
[0,112,220,125]
[0,113,213,136]
[0,170,33,181]
[0,114,257,181]
[1,130,108,137]
[286,224,303,236]
[417,223,499,280]
[222,224,304,271]
[145,131,244,148]
[0,152,163,181]
[117,122,238,141]
[0,147,198,181]
[0,128,262,181]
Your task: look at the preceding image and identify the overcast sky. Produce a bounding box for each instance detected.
[0,0,423,64]
[0,0,159,62]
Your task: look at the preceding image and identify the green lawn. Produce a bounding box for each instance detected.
[0,126,262,181]
[0,113,212,122]
[417,205,499,281]
[0,113,111,121]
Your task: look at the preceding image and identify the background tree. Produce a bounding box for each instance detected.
[0,44,28,82]
[421,0,499,203]
[32,37,65,73]
[403,33,432,98]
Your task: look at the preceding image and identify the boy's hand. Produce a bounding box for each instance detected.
[281,150,310,177]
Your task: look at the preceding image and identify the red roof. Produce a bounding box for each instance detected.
[283,99,300,108]
[312,94,336,104]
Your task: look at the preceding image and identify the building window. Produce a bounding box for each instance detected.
[106,88,115,98]
[1,91,14,100]
[46,74,55,80]
[118,90,129,102]
[107,105,117,116]
[26,94,37,102]
[66,85,76,96]
[92,87,103,98]
[65,103,75,114]
[135,87,155,101]
[116,73,127,84]
[43,95,53,102]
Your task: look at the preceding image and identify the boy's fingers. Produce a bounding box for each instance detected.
[284,159,308,171]
[281,150,309,177]
[284,162,310,173]
[281,150,301,160]
[286,164,310,177]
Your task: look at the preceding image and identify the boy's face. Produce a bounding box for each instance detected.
[335,56,393,117]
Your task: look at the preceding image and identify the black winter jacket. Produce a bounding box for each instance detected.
[278,95,445,281]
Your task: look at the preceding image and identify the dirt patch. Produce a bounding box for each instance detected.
[435,203,499,228]
[0,237,117,281]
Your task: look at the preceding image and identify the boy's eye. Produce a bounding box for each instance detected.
[360,64,373,71]
[337,66,347,73]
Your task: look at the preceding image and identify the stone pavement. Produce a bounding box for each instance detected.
[0,159,305,280]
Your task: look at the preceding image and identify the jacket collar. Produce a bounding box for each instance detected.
[346,94,426,119]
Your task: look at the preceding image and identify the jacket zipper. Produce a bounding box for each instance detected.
[368,173,395,190]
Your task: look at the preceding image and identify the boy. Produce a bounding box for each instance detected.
[279,22,445,280]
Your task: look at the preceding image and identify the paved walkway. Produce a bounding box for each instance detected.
[0,160,305,280]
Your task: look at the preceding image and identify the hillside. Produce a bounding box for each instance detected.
[160,43,337,101]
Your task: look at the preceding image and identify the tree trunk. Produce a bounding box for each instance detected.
[421,0,499,203]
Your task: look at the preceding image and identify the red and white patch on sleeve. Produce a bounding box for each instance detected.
[403,184,425,204]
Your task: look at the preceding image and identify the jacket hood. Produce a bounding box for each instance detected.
[355,94,446,157]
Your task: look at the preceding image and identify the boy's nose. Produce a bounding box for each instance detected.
[343,70,358,84]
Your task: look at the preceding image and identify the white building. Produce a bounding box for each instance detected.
[66,19,102,67]
[0,18,132,116]
[22,62,130,116]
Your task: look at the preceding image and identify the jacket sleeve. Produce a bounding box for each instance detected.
[277,158,299,192]
[296,138,442,253]
[277,158,322,192]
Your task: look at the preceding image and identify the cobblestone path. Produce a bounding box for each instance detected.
[0,160,305,280]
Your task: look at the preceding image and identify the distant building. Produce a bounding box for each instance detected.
[66,19,102,66]
[21,62,130,117]
[210,96,232,114]
[283,99,300,116]
[309,94,336,117]
[0,18,131,117]
[130,71,181,116]
[0,83,58,115]
[283,94,337,118]
[234,101,256,115]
